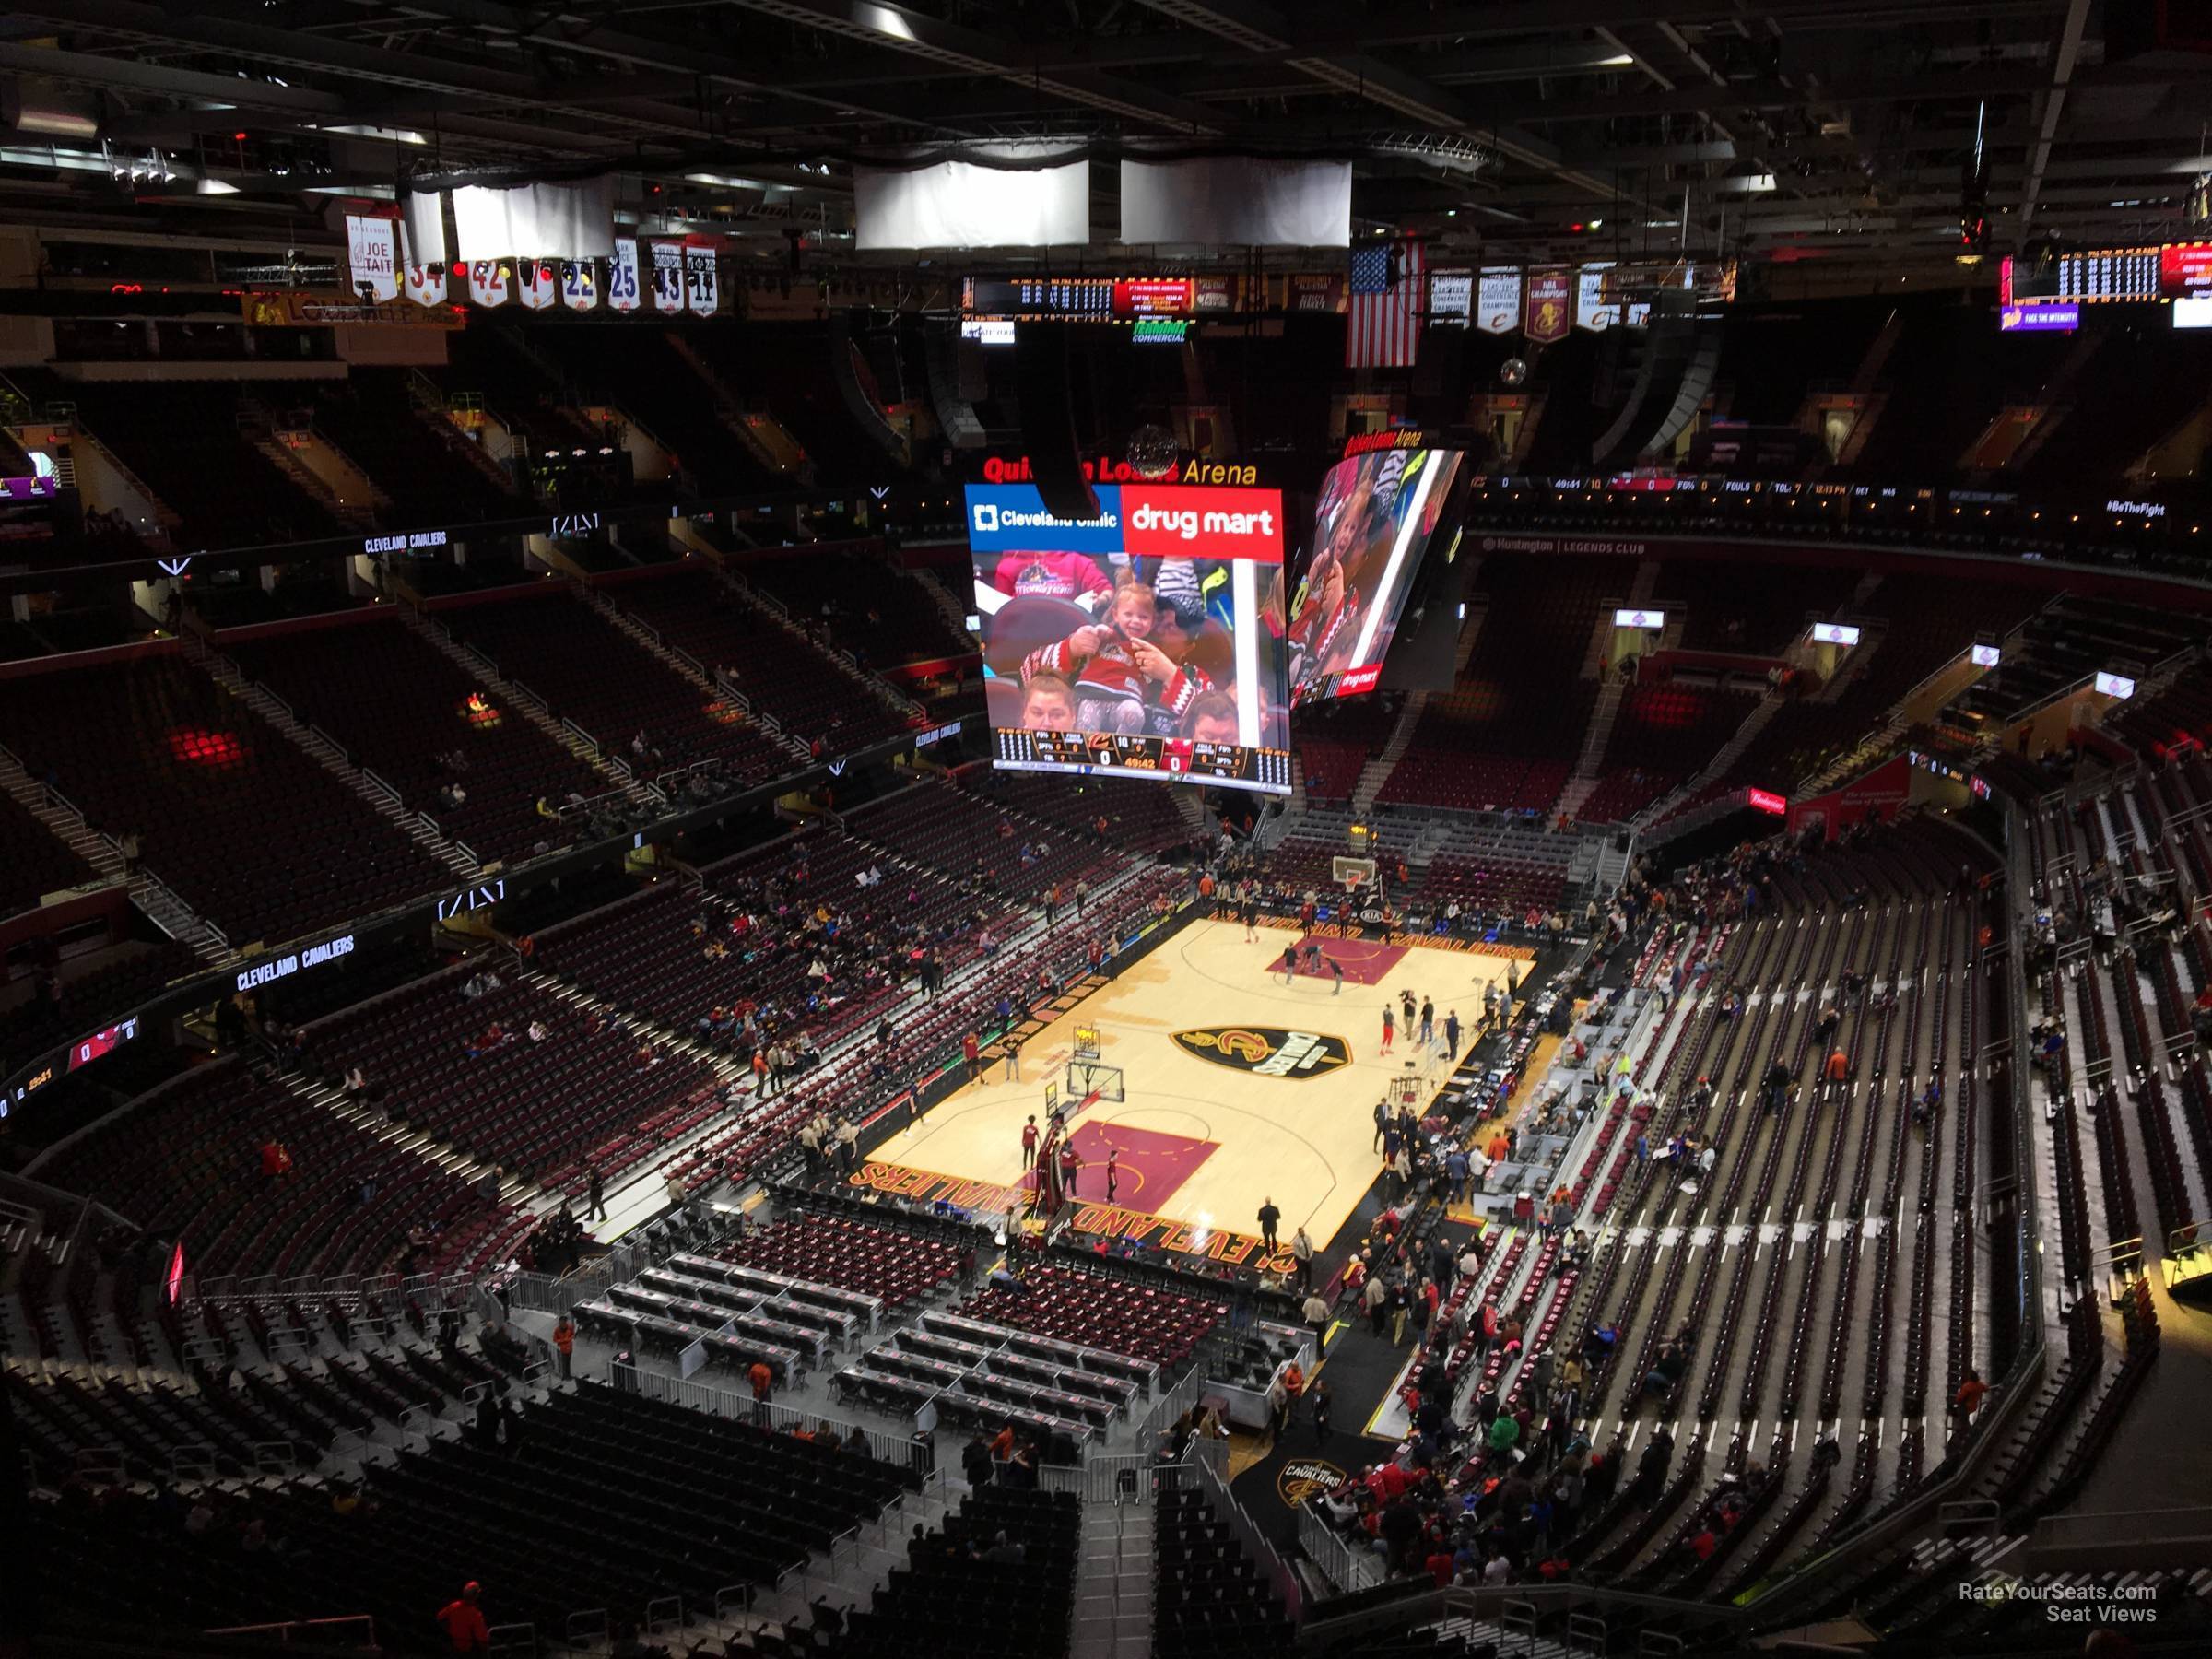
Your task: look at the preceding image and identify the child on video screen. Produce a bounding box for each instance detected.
[1020,580,1214,735]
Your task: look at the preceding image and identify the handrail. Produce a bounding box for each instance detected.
[203,1614,379,1646]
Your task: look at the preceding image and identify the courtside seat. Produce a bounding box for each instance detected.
[957,1264,1222,1367]
[712,1214,968,1309]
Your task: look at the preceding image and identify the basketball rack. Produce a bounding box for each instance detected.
[1066,1022,1125,1102]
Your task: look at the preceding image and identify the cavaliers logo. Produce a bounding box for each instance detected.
[1277,1457,1347,1507]
[1172,1027,1351,1079]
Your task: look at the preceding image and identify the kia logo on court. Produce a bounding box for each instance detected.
[1277,1458,1347,1507]
[1172,1027,1350,1079]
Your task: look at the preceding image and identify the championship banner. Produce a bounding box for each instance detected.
[683,245,720,316]
[1429,269,1473,327]
[1477,267,1522,335]
[1284,272,1347,313]
[345,214,399,303]
[606,239,641,312]
[560,260,598,312]
[465,260,512,308]
[403,262,450,309]
[517,258,559,312]
[1574,263,1618,332]
[649,241,685,313]
[1524,267,1570,343]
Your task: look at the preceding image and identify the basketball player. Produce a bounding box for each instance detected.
[1330,957,1345,995]
[1277,944,1299,986]
[1242,893,1260,943]
[1381,1006,1394,1053]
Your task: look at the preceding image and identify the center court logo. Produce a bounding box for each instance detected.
[1172,1026,1351,1079]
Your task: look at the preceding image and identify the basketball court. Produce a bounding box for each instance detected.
[847,916,1521,1272]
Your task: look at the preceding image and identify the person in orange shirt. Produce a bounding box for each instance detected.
[436,1583,490,1653]
[551,1317,574,1380]
[1824,1048,1849,1088]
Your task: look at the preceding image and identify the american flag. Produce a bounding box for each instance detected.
[1346,239,1424,369]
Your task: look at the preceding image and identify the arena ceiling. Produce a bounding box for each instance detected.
[6,0,2212,278]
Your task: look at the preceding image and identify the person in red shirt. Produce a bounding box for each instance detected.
[436,1583,489,1653]
[1951,1368,1990,1424]
[962,1030,982,1082]
[1020,1115,1040,1169]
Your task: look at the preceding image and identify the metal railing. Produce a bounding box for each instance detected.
[1297,1500,1384,1595]
[202,1614,378,1648]
[607,1359,931,1472]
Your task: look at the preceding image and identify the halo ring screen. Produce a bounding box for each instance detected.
[1288,446,1465,706]
[967,482,1293,794]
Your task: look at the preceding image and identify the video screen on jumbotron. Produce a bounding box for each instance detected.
[1286,445,1465,706]
[968,482,1293,794]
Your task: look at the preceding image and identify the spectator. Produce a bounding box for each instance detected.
[436,1583,490,1653]
[1951,1368,1990,1427]
[552,1316,574,1380]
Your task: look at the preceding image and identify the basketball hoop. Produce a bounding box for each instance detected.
[1334,854,1378,900]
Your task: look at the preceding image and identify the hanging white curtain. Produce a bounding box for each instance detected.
[451,176,616,262]
[1119,158,1350,247]
[399,188,448,270]
[853,159,1090,250]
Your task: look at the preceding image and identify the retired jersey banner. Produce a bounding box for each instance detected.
[606,240,641,312]
[465,260,512,308]
[683,245,720,317]
[1524,267,1570,343]
[346,214,399,303]
[403,261,449,309]
[560,260,598,312]
[649,241,685,313]
[517,259,559,312]
[1477,267,1523,335]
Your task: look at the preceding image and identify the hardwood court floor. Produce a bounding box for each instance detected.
[860,919,1516,1257]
